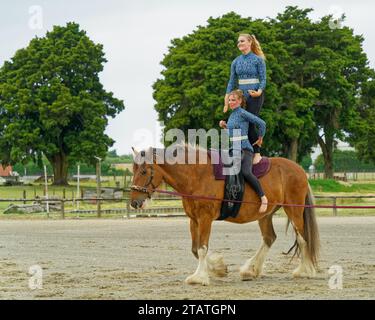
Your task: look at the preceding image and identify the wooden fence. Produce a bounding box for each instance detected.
[314,195,375,216]
[1,194,374,219]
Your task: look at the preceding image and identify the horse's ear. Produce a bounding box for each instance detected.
[131,147,139,156]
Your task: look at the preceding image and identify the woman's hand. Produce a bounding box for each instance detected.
[253,136,263,147]
[248,89,262,98]
[219,120,227,129]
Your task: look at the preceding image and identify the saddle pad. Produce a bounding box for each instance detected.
[208,150,271,180]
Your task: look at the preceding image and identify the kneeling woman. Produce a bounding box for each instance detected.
[219,90,268,213]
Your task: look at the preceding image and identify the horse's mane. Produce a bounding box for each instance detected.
[142,142,209,156]
[176,142,209,156]
[136,143,210,164]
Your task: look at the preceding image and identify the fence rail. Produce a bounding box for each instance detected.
[1,194,374,218]
[0,197,185,219]
[314,195,375,216]
[308,171,375,181]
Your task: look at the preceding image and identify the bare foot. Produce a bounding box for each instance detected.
[253,153,262,165]
[259,196,268,213]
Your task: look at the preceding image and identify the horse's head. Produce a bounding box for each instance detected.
[130,147,164,209]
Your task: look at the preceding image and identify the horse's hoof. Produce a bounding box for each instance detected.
[211,266,228,277]
[292,267,316,278]
[239,266,260,280]
[185,274,210,286]
[207,254,228,277]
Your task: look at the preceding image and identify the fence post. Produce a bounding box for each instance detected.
[96,160,102,218]
[332,197,337,216]
[126,201,130,219]
[23,190,26,204]
[61,200,65,219]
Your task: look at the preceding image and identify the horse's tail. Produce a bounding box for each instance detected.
[284,184,320,267]
[303,184,320,267]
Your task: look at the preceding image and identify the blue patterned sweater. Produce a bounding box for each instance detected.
[226,52,266,96]
[227,107,266,152]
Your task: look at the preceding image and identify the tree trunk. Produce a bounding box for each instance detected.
[49,152,69,186]
[317,132,334,179]
[287,139,298,162]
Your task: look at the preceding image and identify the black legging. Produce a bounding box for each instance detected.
[245,91,265,154]
[241,149,264,198]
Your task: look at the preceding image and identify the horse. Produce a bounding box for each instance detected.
[130,144,320,286]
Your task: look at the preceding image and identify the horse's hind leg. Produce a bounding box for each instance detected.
[284,206,316,278]
[240,212,278,280]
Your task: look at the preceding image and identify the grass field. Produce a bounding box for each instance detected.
[0,178,374,219]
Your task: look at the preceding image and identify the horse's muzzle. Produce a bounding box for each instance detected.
[131,199,144,209]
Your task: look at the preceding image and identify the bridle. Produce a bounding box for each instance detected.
[130,149,157,198]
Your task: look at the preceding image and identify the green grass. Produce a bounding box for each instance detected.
[309,179,375,193]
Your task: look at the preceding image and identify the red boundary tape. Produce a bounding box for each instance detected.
[152,189,375,209]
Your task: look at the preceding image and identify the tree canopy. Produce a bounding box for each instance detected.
[0,22,125,184]
[153,7,375,175]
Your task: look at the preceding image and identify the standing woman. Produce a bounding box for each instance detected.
[224,34,266,164]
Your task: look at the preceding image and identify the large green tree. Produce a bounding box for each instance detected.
[153,12,281,153]
[347,77,375,163]
[0,22,124,185]
[153,7,374,174]
[152,10,328,163]
[271,7,373,176]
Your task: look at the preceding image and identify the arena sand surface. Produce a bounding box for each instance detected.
[0,216,374,300]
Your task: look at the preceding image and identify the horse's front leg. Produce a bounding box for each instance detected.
[189,218,199,259]
[185,216,212,286]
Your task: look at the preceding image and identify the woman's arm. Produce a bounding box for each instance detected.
[249,58,266,98]
[257,57,266,91]
[241,109,266,138]
[224,59,237,112]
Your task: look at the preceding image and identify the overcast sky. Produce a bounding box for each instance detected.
[1,0,374,155]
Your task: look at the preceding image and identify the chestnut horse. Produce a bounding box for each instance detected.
[130,145,319,286]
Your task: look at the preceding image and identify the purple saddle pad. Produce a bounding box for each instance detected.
[208,150,271,180]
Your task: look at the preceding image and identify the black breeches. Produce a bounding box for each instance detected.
[245,91,265,154]
[241,150,265,198]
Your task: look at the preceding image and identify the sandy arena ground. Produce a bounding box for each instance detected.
[0,216,374,299]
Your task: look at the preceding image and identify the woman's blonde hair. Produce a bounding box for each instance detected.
[229,90,246,108]
[239,33,265,59]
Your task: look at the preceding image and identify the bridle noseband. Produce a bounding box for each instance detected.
[130,149,157,198]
